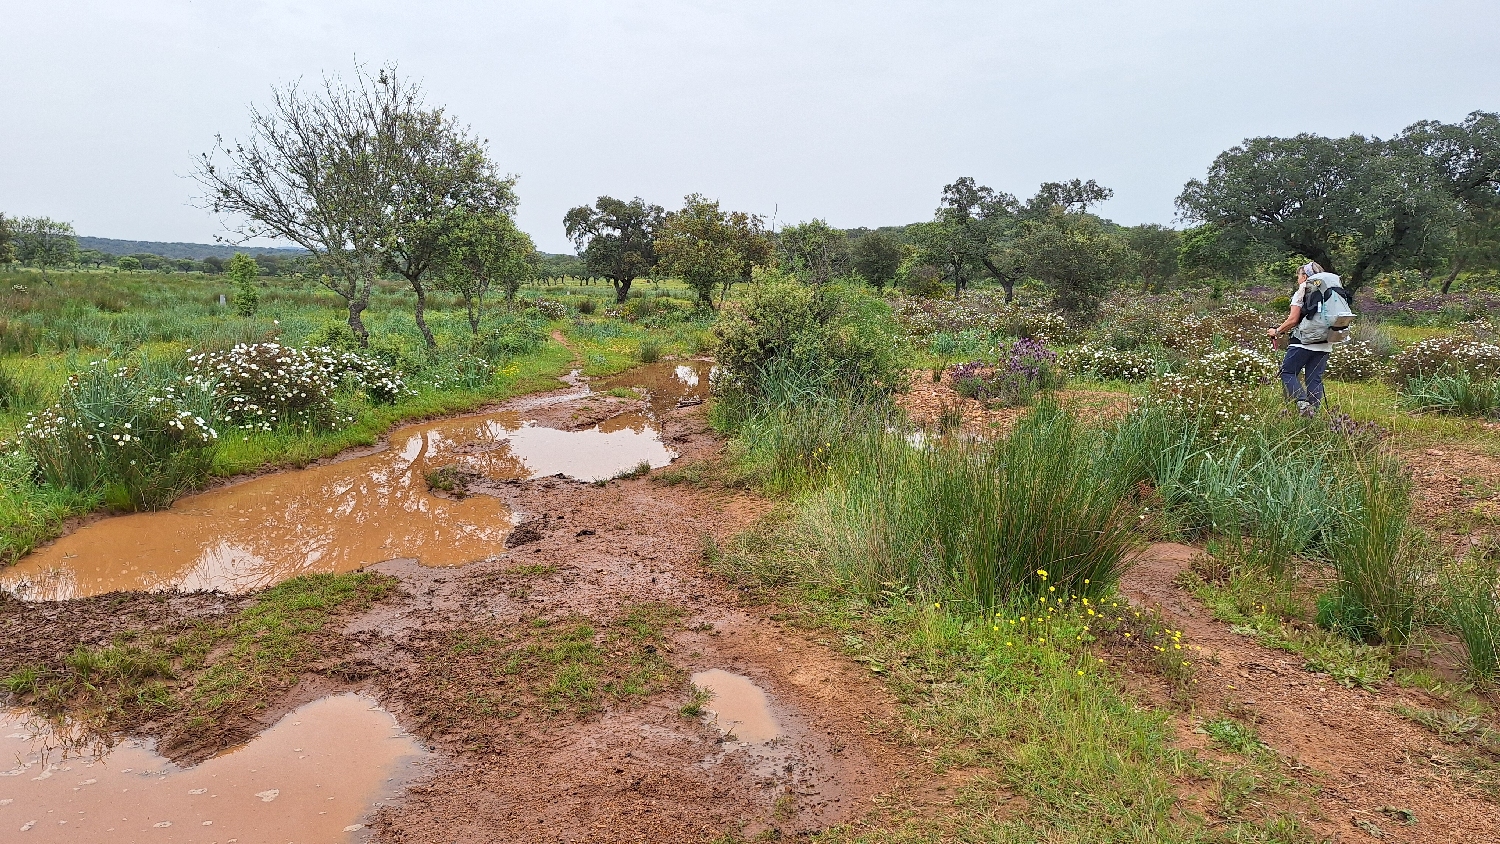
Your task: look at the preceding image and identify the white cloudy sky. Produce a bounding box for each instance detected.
[3,0,1498,252]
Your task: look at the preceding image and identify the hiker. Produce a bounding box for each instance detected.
[1267,261,1351,415]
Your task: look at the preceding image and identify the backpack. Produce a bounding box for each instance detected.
[1295,273,1356,344]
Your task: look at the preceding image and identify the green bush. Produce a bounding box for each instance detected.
[712,280,903,418]
[14,358,221,510]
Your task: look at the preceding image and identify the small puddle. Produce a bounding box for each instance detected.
[1,360,713,602]
[0,693,424,842]
[690,669,783,744]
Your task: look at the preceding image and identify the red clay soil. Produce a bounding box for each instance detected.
[900,369,1129,436]
[338,379,933,841]
[1121,543,1500,844]
[1393,445,1500,555]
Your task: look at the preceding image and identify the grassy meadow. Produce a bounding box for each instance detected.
[4,263,1500,841]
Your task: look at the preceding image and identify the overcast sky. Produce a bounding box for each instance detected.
[3,0,1498,253]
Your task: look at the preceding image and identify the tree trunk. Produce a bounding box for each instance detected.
[348,298,370,348]
[1441,261,1465,295]
[613,277,632,304]
[467,296,480,335]
[412,277,436,349]
[980,258,1015,303]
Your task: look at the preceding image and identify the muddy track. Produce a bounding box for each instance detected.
[339,391,925,841]
[1121,544,1500,844]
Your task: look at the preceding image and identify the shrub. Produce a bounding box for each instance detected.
[949,339,1066,408]
[1181,346,1276,386]
[1327,459,1421,648]
[12,359,220,510]
[1400,370,1500,417]
[1327,340,1380,382]
[1147,374,1264,443]
[575,297,598,315]
[190,343,407,432]
[1385,336,1500,386]
[616,296,692,326]
[1067,343,1155,381]
[529,298,569,320]
[638,338,662,364]
[713,280,903,416]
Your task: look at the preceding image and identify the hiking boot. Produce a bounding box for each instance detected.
[1296,400,1315,418]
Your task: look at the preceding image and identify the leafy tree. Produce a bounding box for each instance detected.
[1016,210,1131,316]
[1024,179,1114,216]
[656,194,772,308]
[202,256,226,274]
[1124,224,1182,292]
[0,213,14,266]
[436,211,536,334]
[914,177,1021,299]
[380,90,517,349]
[116,255,142,272]
[1177,223,1250,281]
[196,64,511,348]
[14,216,78,278]
[227,253,260,316]
[1177,133,1458,293]
[850,230,904,291]
[776,218,849,284]
[562,196,664,303]
[77,249,111,269]
[1397,112,1500,292]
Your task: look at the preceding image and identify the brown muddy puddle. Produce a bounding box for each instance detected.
[1,360,712,601]
[0,693,425,843]
[690,669,783,744]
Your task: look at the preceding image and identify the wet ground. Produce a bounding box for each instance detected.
[0,693,424,843]
[0,361,711,601]
[0,356,926,842]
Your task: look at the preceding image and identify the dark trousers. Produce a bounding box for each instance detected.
[1279,346,1330,406]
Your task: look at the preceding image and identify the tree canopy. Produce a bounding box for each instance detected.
[850,230,904,291]
[563,196,665,303]
[196,64,513,347]
[436,211,536,334]
[1177,133,1459,293]
[776,218,849,284]
[13,216,78,277]
[655,194,772,308]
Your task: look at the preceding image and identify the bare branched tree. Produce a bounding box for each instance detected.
[194,64,514,348]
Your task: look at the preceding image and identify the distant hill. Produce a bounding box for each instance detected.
[78,237,308,260]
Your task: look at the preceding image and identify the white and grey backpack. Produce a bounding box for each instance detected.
[1295,273,1356,344]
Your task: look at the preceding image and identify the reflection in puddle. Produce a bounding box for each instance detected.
[0,359,713,601]
[690,669,783,744]
[0,693,424,843]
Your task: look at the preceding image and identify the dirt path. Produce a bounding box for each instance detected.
[339,389,924,841]
[1121,543,1500,844]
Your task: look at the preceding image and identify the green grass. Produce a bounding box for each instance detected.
[1,572,396,740]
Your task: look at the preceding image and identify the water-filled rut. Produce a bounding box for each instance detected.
[1,361,710,601]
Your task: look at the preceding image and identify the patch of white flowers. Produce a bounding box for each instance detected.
[1182,347,1276,386]
[188,343,409,432]
[1066,343,1155,382]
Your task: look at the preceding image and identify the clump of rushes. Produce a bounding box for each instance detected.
[1327,458,1422,648]
[1442,552,1500,681]
[808,401,1137,611]
[637,337,662,364]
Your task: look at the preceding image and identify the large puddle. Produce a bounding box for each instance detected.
[690,669,783,744]
[0,693,424,842]
[1,360,712,601]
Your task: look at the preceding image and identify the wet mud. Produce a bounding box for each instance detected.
[2,356,927,841]
[1,361,712,601]
[0,693,425,843]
